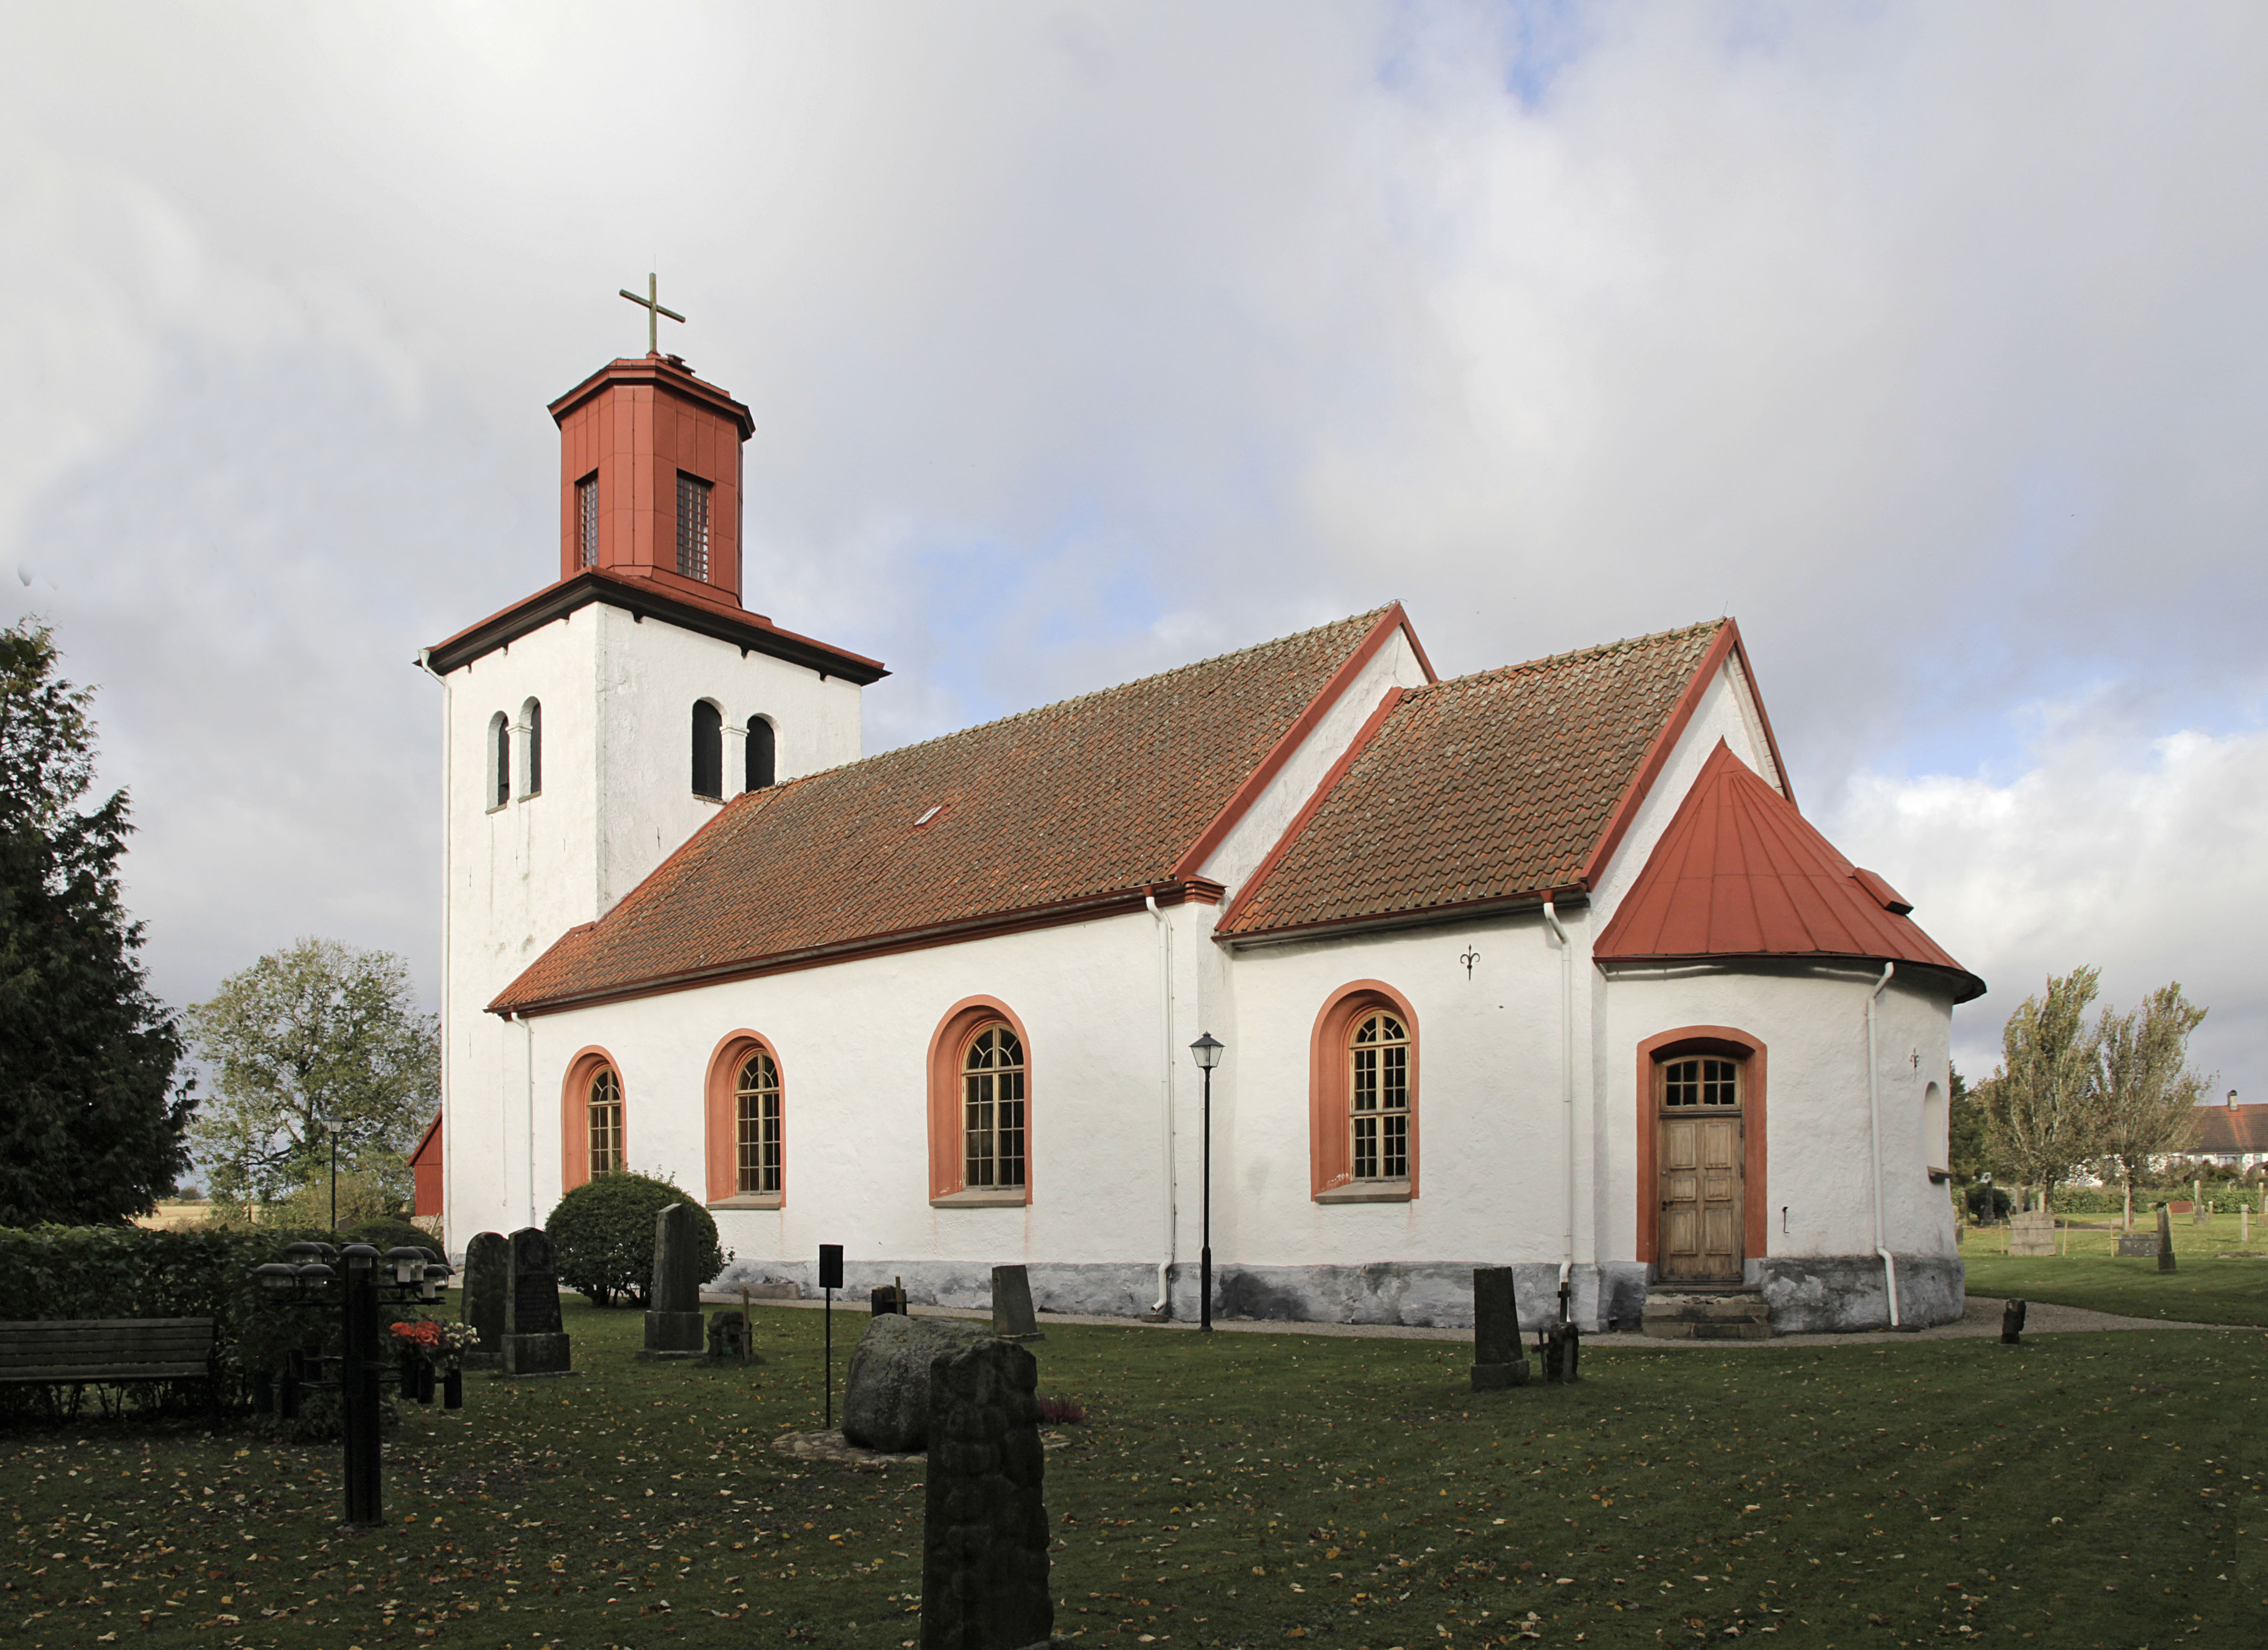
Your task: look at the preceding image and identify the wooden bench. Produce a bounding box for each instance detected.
[0,1318,219,1407]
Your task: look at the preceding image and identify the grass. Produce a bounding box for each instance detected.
[1959,1212,2268,1328]
[4,1300,2266,1648]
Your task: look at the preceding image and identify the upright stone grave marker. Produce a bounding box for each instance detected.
[640,1203,706,1359]
[499,1226,574,1377]
[2005,1208,2056,1257]
[990,1264,1043,1342]
[1470,1267,1529,1390]
[458,1231,507,1369]
[2156,1202,2177,1273]
[2115,1232,2160,1258]
[921,1336,1051,1650]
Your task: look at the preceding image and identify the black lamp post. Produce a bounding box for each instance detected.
[1189,1032,1224,1333]
[316,1113,342,1232]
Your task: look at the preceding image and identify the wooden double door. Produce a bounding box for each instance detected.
[1656,1055,1745,1282]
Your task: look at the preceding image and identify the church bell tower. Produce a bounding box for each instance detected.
[422,309,886,1242]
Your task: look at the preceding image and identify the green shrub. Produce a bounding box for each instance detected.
[545,1174,724,1308]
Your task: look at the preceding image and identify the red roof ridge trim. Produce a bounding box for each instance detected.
[1576,618,1782,890]
[1171,603,1429,881]
[1216,683,1412,931]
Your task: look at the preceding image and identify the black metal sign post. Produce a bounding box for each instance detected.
[818,1243,844,1430]
[341,1249,383,1524]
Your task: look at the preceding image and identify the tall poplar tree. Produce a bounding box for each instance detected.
[1976,967,2103,1211]
[0,621,191,1225]
[2093,984,2211,1231]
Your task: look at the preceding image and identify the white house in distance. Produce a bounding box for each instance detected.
[420,348,1985,1335]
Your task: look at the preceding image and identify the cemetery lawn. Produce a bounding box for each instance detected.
[3,1302,2263,1650]
[1960,1251,2268,1329]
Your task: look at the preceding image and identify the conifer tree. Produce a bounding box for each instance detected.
[0,621,190,1225]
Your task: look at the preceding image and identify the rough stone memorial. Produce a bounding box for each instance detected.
[458,1230,507,1368]
[921,1335,1051,1650]
[706,1310,753,1363]
[499,1226,574,1377]
[1470,1266,1529,1391]
[990,1264,1043,1342]
[843,1313,994,1452]
[640,1203,706,1359]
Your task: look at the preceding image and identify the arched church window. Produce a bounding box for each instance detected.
[691,700,723,798]
[962,1026,1026,1190]
[1349,1010,1411,1180]
[518,698,543,799]
[736,1049,782,1195]
[587,1066,624,1178]
[488,712,510,810]
[746,716,776,791]
[1308,983,1419,1201]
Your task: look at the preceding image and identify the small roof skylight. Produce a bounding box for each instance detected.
[913,804,944,828]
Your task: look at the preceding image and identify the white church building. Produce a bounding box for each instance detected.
[421,349,1984,1335]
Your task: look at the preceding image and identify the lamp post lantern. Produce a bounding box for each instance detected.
[1189,1033,1224,1333]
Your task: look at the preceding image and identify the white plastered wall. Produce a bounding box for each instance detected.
[438,601,863,1249]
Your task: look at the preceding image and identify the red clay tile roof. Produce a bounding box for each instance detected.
[1219,621,1731,939]
[2186,1104,2268,1156]
[1594,740,1984,1000]
[492,608,1403,1012]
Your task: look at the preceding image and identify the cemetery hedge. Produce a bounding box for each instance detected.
[544,1171,724,1308]
[343,1215,441,1257]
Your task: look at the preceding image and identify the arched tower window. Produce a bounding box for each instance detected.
[488,711,510,810]
[518,698,543,799]
[961,1026,1026,1191]
[746,716,776,791]
[691,700,723,798]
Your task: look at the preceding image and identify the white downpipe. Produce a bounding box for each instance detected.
[416,648,451,1251]
[1146,892,1178,1317]
[1543,900,1576,1311]
[515,1011,537,1232]
[1866,962,1900,1328]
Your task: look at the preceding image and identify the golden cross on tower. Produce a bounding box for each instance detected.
[618,272,686,355]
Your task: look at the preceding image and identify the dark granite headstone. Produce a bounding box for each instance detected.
[871,1284,908,1316]
[499,1226,574,1377]
[921,1336,1051,1650]
[1470,1266,1530,1390]
[640,1203,706,1359]
[2000,1299,2026,1344]
[2156,1203,2177,1273]
[990,1264,1043,1342]
[2116,1232,2160,1258]
[1540,1321,1582,1384]
[458,1231,507,1369]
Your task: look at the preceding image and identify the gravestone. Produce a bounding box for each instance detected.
[2156,1203,2177,1273]
[843,1313,995,1452]
[1540,1321,1582,1384]
[2005,1209,2056,1257]
[458,1231,507,1368]
[2115,1232,2161,1258]
[705,1310,756,1363]
[499,1226,574,1377]
[990,1264,1043,1342]
[2000,1299,2026,1344]
[1469,1267,1530,1390]
[639,1203,706,1359]
[2193,1200,2211,1227]
[872,1283,908,1316]
[921,1335,1051,1650]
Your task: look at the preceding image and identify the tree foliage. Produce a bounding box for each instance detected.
[2092,983,2211,1228]
[185,940,437,1212]
[1975,967,2103,1208]
[0,620,191,1225]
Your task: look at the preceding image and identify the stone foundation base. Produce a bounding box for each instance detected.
[1757,1255,1965,1333]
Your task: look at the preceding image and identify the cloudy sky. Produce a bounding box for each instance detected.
[3,2,2262,1093]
